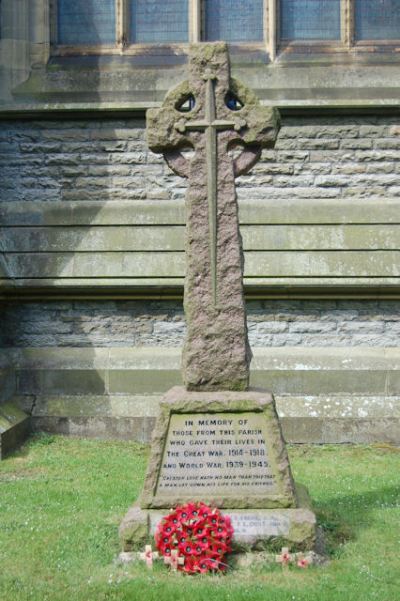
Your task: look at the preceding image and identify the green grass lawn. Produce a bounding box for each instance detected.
[0,435,399,601]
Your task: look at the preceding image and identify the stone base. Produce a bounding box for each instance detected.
[120,386,317,552]
[0,401,30,459]
[119,483,316,552]
[118,548,326,567]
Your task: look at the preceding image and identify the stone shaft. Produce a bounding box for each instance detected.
[183,130,251,390]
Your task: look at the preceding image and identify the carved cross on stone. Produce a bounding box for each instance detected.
[147,43,280,391]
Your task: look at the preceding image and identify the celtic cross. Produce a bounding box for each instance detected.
[147,43,280,391]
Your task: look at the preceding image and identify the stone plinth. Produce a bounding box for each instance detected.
[119,387,316,551]
[120,499,316,552]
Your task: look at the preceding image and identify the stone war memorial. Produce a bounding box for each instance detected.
[2,2,400,596]
[120,43,316,553]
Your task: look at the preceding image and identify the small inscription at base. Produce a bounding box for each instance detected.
[229,513,290,540]
[149,511,290,543]
[156,412,278,497]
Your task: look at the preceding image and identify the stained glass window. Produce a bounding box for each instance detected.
[355,0,400,40]
[57,0,115,45]
[130,0,189,43]
[280,0,341,40]
[204,0,264,42]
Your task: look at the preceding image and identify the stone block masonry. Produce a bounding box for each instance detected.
[1,115,400,203]
[1,300,400,348]
[1,113,400,289]
[3,297,399,445]
[0,119,167,203]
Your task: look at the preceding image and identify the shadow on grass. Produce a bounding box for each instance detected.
[1,432,58,460]
[314,484,400,556]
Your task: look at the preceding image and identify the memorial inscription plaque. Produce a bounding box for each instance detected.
[157,412,278,497]
[140,388,297,510]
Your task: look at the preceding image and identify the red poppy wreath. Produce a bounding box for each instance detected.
[155,502,234,574]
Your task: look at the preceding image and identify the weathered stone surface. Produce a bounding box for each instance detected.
[140,387,296,510]
[3,347,400,443]
[118,505,148,551]
[0,363,15,401]
[128,372,316,548]
[2,116,400,207]
[155,412,282,500]
[1,116,400,292]
[0,401,30,459]
[120,483,316,552]
[148,504,316,550]
[3,299,400,348]
[147,42,279,391]
[15,389,400,445]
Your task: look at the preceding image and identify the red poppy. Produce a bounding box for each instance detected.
[163,516,179,533]
[178,540,197,555]
[182,555,198,574]
[297,557,309,568]
[209,540,229,557]
[158,543,172,555]
[197,502,211,519]
[210,524,229,539]
[193,538,209,553]
[176,506,191,522]
[184,502,201,519]
[192,521,208,537]
[194,557,220,573]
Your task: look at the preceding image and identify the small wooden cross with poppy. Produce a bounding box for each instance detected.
[139,545,159,568]
[164,549,185,571]
[276,547,291,567]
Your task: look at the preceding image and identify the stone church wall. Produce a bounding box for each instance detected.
[1,300,400,348]
[1,113,400,287]
[1,113,400,443]
[1,115,400,205]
